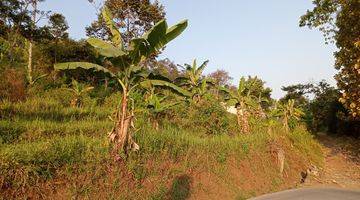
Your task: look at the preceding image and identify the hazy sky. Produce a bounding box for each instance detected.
[40,0,337,98]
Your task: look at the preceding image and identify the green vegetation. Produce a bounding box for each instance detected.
[0,90,323,198]
[300,0,360,119]
[4,0,359,199]
[55,7,189,157]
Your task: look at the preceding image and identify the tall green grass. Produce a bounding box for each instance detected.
[0,119,112,143]
[0,90,323,198]
[0,135,109,187]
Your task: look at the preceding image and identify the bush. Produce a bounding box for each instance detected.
[42,88,74,107]
[0,69,26,102]
[169,97,233,135]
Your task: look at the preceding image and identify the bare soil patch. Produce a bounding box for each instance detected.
[302,134,360,189]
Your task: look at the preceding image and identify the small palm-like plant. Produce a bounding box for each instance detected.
[67,79,94,107]
[144,88,180,130]
[272,99,304,133]
[176,59,213,102]
[220,77,258,134]
[54,6,189,158]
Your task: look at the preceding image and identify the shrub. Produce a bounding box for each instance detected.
[0,69,26,102]
[168,97,232,135]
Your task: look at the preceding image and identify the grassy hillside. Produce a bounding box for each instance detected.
[0,90,323,199]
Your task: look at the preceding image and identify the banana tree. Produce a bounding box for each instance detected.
[220,77,258,134]
[66,79,94,107]
[176,59,213,102]
[54,6,189,158]
[272,99,304,133]
[143,87,180,130]
[255,92,268,118]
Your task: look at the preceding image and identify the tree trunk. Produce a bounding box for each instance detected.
[236,108,242,128]
[258,106,266,119]
[110,87,138,160]
[152,119,159,131]
[27,0,37,86]
[283,116,289,133]
[236,104,250,134]
[70,97,79,108]
[27,41,33,85]
[104,77,108,90]
[116,89,130,154]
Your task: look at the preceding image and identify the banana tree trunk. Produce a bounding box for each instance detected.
[70,97,79,108]
[283,115,289,133]
[192,94,201,103]
[258,106,266,119]
[236,104,250,134]
[152,119,159,131]
[110,87,134,159]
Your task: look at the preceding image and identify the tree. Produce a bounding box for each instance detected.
[309,80,342,133]
[176,59,213,103]
[280,83,313,108]
[208,69,232,86]
[0,0,33,38]
[25,0,49,86]
[0,0,50,69]
[300,0,360,119]
[55,7,189,158]
[47,13,68,63]
[273,99,304,133]
[86,0,165,47]
[48,13,68,40]
[244,76,272,110]
[220,77,258,134]
[151,58,181,81]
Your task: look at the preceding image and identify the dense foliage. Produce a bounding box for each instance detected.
[300,0,360,119]
[281,80,359,137]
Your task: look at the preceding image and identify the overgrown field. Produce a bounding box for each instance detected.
[0,90,323,199]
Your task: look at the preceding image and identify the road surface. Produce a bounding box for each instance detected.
[250,188,360,200]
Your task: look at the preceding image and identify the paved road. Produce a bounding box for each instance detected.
[250,188,360,200]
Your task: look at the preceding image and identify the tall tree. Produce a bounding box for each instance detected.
[0,0,32,37]
[48,13,68,40]
[47,13,68,63]
[151,58,181,81]
[0,0,46,67]
[300,0,360,119]
[280,83,313,108]
[207,69,233,86]
[244,76,272,109]
[86,0,165,47]
[27,0,43,85]
[5,0,51,86]
[309,80,343,133]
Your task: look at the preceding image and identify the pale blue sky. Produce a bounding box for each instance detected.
[40,0,337,98]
